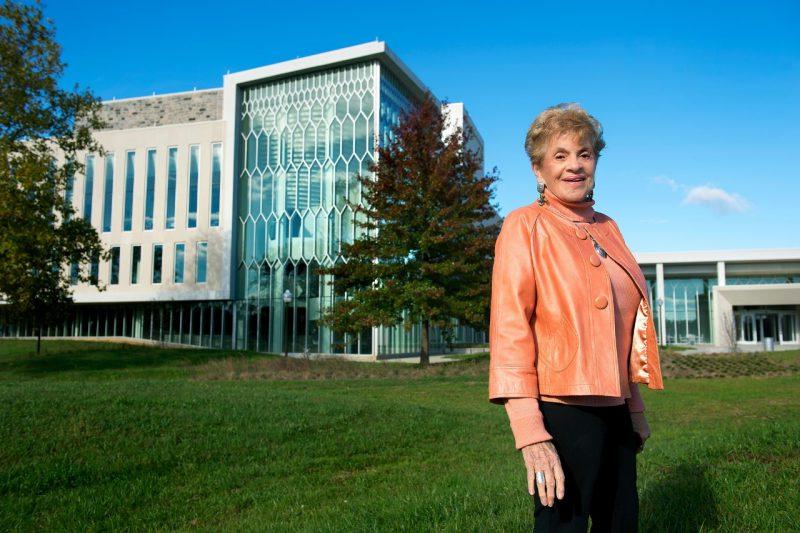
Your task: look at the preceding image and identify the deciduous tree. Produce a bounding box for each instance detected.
[319,94,500,364]
[0,0,107,353]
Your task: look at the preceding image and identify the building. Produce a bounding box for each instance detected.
[637,249,800,349]
[2,41,797,354]
[0,42,487,357]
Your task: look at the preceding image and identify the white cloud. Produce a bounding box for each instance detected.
[651,175,681,191]
[682,186,751,214]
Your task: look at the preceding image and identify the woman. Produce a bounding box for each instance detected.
[488,103,664,532]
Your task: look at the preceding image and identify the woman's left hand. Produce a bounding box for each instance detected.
[629,411,650,453]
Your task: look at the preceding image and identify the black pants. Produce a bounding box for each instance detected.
[532,401,639,533]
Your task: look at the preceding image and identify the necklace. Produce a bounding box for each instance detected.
[588,232,607,258]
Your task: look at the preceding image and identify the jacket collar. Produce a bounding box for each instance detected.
[541,187,596,223]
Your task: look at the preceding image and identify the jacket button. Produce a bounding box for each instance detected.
[589,254,601,267]
[594,295,608,309]
[575,228,588,240]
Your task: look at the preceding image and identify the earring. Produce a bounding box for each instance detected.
[584,187,594,201]
[537,182,546,205]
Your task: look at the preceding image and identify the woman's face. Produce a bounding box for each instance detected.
[532,132,597,203]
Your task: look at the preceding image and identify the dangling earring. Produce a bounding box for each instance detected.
[537,182,546,205]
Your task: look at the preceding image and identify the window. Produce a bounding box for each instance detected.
[131,245,141,284]
[69,262,79,285]
[196,242,208,283]
[174,243,185,283]
[83,155,95,222]
[123,151,135,231]
[144,149,156,230]
[210,143,222,227]
[90,252,99,284]
[65,160,75,212]
[152,244,163,284]
[110,247,120,285]
[187,144,199,228]
[102,153,115,232]
[165,147,177,229]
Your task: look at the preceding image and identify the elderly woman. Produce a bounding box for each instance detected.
[489,103,664,532]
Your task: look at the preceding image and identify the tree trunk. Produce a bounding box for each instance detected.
[420,319,430,366]
[36,325,42,355]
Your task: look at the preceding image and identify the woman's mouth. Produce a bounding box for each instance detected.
[562,176,585,182]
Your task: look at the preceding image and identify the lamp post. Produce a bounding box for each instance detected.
[282,289,293,358]
[656,298,664,345]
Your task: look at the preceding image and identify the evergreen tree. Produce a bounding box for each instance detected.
[319,94,500,364]
[0,0,107,353]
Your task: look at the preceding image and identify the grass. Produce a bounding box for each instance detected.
[1,339,798,531]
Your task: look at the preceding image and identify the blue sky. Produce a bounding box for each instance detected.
[42,0,799,252]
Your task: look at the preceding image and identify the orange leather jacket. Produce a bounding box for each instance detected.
[488,199,664,405]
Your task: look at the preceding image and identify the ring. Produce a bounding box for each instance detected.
[535,471,545,484]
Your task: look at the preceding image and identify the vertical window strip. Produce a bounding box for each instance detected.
[196,242,208,283]
[174,243,185,283]
[144,149,156,230]
[123,151,135,231]
[102,154,115,232]
[131,245,141,284]
[153,244,163,284]
[110,247,120,285]
[187,145,199,228]
[210,143,222,227]
[83,155,94,222]
[166,147,177,229]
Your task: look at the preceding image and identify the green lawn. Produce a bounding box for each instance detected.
[1,340,798,531]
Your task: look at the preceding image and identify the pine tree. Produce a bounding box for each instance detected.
[318,94,500,365]
[0,0,107,353]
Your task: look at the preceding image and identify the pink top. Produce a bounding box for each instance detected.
[503,192,645,449]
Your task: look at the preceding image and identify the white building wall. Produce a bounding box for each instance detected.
[69,119,231,303]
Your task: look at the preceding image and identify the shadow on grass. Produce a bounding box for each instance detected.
[640,462,719,531]
[0,340,264,377]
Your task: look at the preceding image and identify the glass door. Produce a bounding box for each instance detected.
[738,312,758,343]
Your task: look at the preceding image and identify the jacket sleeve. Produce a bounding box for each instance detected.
[488,209,540,404]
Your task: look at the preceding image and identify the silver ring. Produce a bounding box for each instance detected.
[535,471,545,484]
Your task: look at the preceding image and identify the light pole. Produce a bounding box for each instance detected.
[656,298,664,345]
[282,289,293,358]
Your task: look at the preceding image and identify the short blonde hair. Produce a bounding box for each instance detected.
[524,103,605,166]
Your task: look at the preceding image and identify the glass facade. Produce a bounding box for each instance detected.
[235,61,378,354]
[102,154,115,232]
[123,151,135,231]
[174,243,185,283]
[144,149,156,230]
[131,245,141,284]
[232,61,483,355]
[662,277,716,344]
[196,242,208,283]
[165,147,177,229]
[82,155,94,222]
[187,145,199,228]
[210,143,222,227]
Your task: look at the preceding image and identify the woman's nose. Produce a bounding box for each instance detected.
[566,155,583,171]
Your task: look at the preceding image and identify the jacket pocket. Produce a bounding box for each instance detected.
[537,312,580,372]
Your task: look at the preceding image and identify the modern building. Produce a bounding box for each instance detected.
[2,42,797,353]
[637,249,800,349]
[0,42,487,357]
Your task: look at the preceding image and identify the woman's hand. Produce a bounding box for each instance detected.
[521,440,565,507]
[630,411,651,453]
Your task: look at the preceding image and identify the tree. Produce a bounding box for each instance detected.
[318,94,500,365]
[0,0,107,353]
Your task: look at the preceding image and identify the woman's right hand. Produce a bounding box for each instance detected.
[521,440,565,507]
